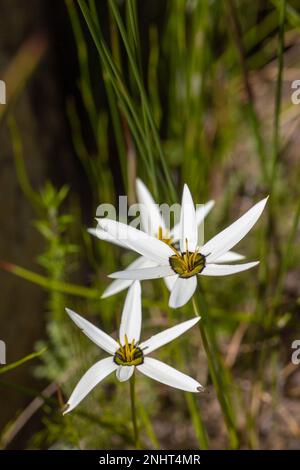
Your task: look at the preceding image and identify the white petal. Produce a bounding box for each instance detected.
[101,279,134,299]
[170,222,181,242]
[65,308,119,354]
[98,218,173,264]
[119,281,142,343]
[136,178,165,236]
[63,357,117,414]
[127,256,159,269]
[202,197,268,263]
[116,365,135,382]
[88,227,128,249]
[179,184,198,252]
[137,357,202,392]
[169,276,197,308]
[200,261,259,276]
[140,317,200,355]
[214,251,245,263]
[195,200,215,226]
[172,200,214,241]
[109,265,174,280]
[101,256,156,299]
[163,274,178,291]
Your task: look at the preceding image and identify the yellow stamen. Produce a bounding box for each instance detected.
[114,337,144,366]
[169,239,205,278]
[157,226,174,246]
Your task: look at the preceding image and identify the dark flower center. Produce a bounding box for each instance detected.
[169,241,206,278]
[114,335,144,366]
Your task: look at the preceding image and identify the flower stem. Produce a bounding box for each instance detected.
[185,392,209,450]
[192,294,239,449]
[130,372,140,449]
[138,401,160,449]
[163,286,209,449]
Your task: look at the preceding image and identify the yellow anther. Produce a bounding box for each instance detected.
[169,239,205,278]
[157,226,174,246]
[114,337,144,366]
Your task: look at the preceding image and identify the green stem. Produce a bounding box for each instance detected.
[270,0,286,187]
[257,0,286,329]
[0,348,46,375]
[163,286,209,449]
[227,0,268,183]
[263,0,286,325]
[252,1,286,423]
[138,402,160,450]
[185,393,209,450]
[0,261,99,299]
[192,295,239,449]
[108,0,177,202]
[130,373,140,449]
[78,0,156,190]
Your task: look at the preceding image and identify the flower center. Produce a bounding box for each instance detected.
[114,335,144,366]
[157,226,173,246]
[169,239,205,278]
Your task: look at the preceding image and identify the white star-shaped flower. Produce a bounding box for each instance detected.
[89,179,243,299]
[98,185,268,308]
[63,281,202,414]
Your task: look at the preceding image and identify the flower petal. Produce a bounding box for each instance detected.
[101,256,156,299]
[202,197,268,263]
[180,184,198,252]
[65,308,119,354]
[136,178,165,236]
[116,365,135,382]
[169,276,197,308]
[98,218,173,264]
[88,227,128,249]
[137,357,202,392]
[200,261,259,276]
[163,274,178,291]
[214,250,245,263]
[195,200,215,226]
[109,265,174,280]
[63,357,117,414]
[101,279,134,299]
[140,317,200,355]
[119,281,142,343]
[171,200,215,241]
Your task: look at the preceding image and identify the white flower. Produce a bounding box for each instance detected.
[89,178,242,298]
[99,185,268,308]
[63,281,202,414]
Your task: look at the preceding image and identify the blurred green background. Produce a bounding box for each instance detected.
[0,0,300,450]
